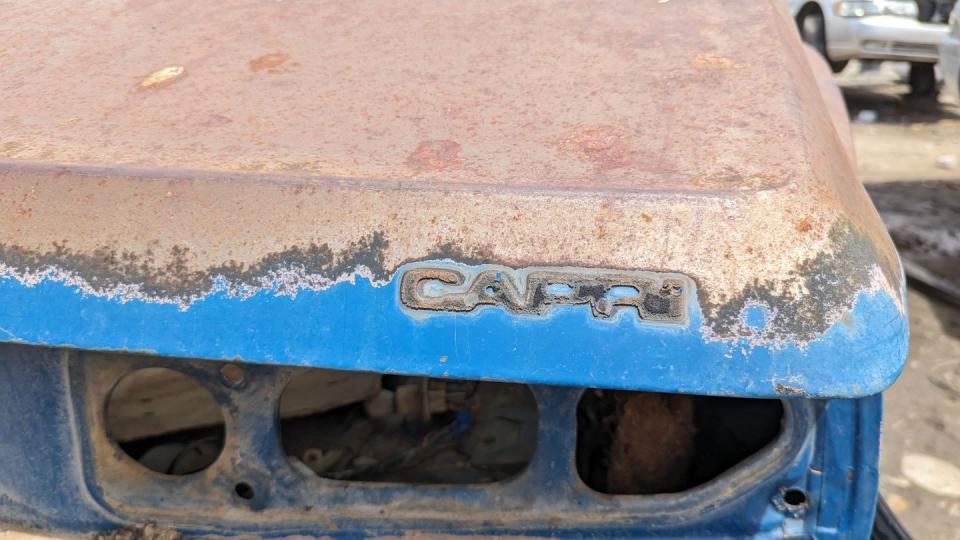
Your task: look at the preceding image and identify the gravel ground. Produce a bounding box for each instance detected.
[841,61,960,539]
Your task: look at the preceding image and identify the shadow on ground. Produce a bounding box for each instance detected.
[866,180,960,336]
[842,86,960,124]
[835,60,960,124]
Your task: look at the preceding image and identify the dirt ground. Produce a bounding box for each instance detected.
[841,62,960,539]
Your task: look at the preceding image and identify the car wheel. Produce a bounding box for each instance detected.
[797,6,848,73]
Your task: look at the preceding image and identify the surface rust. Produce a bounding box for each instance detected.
[556,125,637,172]
[0,232,390,302]
[407,140,462,172]
[0,1,841,190]
[0,0,903,345]
[701,221,899,346]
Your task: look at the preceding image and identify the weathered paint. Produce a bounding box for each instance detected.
[0,0,906,398]
[0,259,905,398]
[0,1,904,537]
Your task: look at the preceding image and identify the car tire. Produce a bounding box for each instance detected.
[908,62,938,98]
[871,495,912,540]
[797,5,848,73]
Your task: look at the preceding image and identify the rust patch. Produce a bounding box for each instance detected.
[796,217,813,234]
[248,52,291,73]
[556,125,636,171]
[407,140,462,171]
[774,383,805,396]
[418,242,499,269]
[136,66,185,90]
[701,222,892,345]
[690,53,746,70]
[0,218,894,346]
[0,232,389,304]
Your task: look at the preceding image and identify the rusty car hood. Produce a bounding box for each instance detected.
[0,0,907,397]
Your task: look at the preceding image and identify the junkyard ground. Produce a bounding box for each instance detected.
[843,62,960,539]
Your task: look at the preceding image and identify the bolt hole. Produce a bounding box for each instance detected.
[485,286,496,295]
[234,482,255,500]
[220,364,245,387]
[783,488,807,507]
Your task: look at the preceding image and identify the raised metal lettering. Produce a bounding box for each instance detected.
[400,265,688,323]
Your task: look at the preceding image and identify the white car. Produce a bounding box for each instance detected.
[941,3,960,98]
[786,1,950,90]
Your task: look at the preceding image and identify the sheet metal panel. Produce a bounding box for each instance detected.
[0,0,907,396]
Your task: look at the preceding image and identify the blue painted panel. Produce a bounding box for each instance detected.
[812,395,882,538]
[0,346,886,537]
[0,347,114,532]
[0,263,907,397]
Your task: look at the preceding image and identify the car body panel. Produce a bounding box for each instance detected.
[787,1,949,62]
[941,5,960,98]
[0,1,902,537]
[840,16,948,62]
[0,0,906,398]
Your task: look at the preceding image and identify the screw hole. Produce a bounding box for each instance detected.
[485,286,496,295]
[783,488,807,507]
[234,482,255,500]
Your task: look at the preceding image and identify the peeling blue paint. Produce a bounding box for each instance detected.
[0,262,907,398]
[742,304,770,330]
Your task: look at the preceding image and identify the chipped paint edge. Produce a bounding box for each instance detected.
[0,256,908,398]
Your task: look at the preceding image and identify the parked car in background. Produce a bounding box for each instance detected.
[786,0,952,94]
[941,2,960,98]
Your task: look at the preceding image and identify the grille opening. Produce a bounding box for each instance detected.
[106,367,225,475]
[279,369,537,484]
[576,390,783,494]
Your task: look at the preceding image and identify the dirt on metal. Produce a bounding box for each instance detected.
[605,392,696,495]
